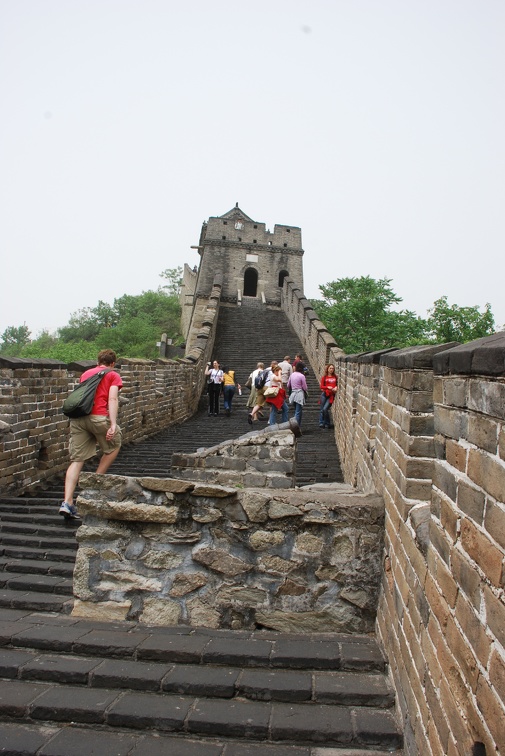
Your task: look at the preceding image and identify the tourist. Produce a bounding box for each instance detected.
[278,355,292,389]
[59,349,123,520]
[319,363,338,428]
[205,360,223,416]
[287,361,308,428]
[221,367,241,416]
[248,360,277,425]
[265,365,289,425]
[246,362,264,411]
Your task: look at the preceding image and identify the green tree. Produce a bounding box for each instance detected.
[427,297,495,343]
[312,277,429,353]
[159,266,183,297]
[0,324,31,356]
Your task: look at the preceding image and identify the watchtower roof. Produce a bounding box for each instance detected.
[218,203,255,223]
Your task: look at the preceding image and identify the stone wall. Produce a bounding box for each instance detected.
[0,284,222,494]
[333,335,505,756]
[172,423,298,489]
[72,466,384,634]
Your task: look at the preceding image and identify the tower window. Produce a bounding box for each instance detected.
[238,237,242,241]
[253,239,257,243]
[223,221,228,225]
[283,243,287,248]
[222,236,226,240]
[286,228,290,232]
[253,224,257,229]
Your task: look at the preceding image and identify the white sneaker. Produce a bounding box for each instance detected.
[59,502,81,520]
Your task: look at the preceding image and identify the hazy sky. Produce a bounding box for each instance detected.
[1,0,504,337]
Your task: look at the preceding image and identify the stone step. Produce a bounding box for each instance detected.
[0,589,72,613]
[0,557,74,578]
[0,721,402,755]
[0,520,76,536]
[0,647,394,707]
[0,546,77,563]
[0,572,73,596]
[0,533,77,551]
[3,619,386,673]
[0,611,402,750]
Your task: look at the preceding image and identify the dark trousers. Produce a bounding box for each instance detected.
[208,383,221,414]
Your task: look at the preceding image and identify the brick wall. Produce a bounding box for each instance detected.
[280,284,505,754]
[336,338,505,755]
[0,285,222,494]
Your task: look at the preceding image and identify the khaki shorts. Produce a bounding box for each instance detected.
[255,387,267,407]
[69,415,122,462]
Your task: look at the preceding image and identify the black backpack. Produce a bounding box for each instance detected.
[62,369,112,418]
[254,369,269,390]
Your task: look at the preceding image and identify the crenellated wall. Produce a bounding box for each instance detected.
[1,268,504,754]
[0,280,224,493]
[280,280,505,756]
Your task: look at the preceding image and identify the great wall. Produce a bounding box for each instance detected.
[0,205,504,754]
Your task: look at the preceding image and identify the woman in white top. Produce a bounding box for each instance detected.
[205,360,223,416]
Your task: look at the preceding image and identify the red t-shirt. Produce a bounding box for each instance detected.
[320,374,338,404]
[80,365,123,416]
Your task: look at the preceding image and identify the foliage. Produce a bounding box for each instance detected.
[0,324,31,356]
[311,277,429,353]
[159,267,183,297]
[0,270,183,360]
[427,297,495,343]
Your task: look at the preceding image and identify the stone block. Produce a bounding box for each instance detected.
[468,379,505,420]
[457,480,485,524]
[468,448,505,504]
[461,518,504,587]
[467,413,499,454]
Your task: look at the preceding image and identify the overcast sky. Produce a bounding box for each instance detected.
[1,0,504,338]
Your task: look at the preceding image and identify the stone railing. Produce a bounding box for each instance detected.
[281,278,345,377]
[72,458,384,634]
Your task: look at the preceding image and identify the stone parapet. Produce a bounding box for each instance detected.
[72,471,384,634]
[172,425,298,489]
[330,335,505,755]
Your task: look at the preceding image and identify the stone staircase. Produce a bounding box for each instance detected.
[0,303,402,753]
[109,303,343,486]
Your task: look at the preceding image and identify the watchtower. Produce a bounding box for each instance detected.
[193,204,304,305]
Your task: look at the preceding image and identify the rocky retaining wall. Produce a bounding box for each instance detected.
[171,424,298,489]
[72,468,384,634]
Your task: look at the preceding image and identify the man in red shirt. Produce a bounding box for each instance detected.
[59,349,123,520]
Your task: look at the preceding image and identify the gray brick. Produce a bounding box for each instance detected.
[21,654,101,684]
[187,699,271,738]
[237,668,312,702]
[270,701,353,743]
[132,734,223,756]
[353,707,402,748]
[0,722,56,754]
[39,725,138,755]
[162,663,239,697]
[0,679,51,717]
[107,691,193,730]
[91,658,173,691]
[30,685,119,724]
[0,647,35,677]
[202,637,273,667]
[73,630,149,658]
[137,633,209,663]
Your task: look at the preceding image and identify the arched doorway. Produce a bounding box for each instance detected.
[278,270,289,288]
[244,268,258,297]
